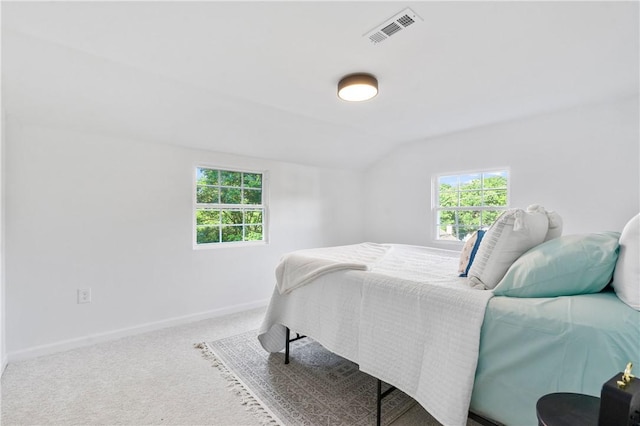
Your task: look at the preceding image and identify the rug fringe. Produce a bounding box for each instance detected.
[194,342,280,426]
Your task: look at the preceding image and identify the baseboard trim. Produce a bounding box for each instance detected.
[1,354,7,376]
[7,299,269,363]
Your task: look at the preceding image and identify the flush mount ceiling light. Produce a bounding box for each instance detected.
[337,73,378,102]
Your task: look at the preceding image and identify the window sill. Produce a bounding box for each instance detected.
[193,240,268,250]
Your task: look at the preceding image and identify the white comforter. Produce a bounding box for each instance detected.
[259,243,493,426]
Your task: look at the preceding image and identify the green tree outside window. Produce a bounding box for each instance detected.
[436,170,508,241]
[195,167,266,245]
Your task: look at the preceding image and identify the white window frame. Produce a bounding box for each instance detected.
[193,165,269,249]
[432,168,510,245]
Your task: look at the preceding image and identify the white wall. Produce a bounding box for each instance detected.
[1,110,6,372]
[4,122,364,359]
[364,97,640,248]
[5,96,638,360]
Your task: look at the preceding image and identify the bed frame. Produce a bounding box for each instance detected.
[284,326,500,426]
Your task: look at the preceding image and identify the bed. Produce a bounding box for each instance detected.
[258,212,640,426]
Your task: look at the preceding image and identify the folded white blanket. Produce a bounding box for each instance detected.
[275,242,389,294]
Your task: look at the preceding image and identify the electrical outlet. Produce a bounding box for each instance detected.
[77,288,91,304]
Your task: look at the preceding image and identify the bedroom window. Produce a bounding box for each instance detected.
[194,167,267,247]
[434,169,509,242]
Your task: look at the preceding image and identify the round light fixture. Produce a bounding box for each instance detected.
[337,73,378,102]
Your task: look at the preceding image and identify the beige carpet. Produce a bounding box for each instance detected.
[2,306,483,425]
[1,308,268,426]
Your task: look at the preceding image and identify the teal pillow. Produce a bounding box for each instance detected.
[493,232,620,297]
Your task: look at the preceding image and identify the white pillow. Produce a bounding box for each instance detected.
[468,208,549,289]
[526,204,563,241]
[612,213,640,310]
[544,210,563,241]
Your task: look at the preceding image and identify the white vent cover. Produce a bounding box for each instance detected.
[364,8,423,45]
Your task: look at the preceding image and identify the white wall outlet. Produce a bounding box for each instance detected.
[77,288,91,304]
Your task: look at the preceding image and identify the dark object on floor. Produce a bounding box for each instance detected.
[537,370,640,426]
[599,370,640,426]
[536,392,600,426]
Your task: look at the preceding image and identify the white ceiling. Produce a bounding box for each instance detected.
[2,1,638,170]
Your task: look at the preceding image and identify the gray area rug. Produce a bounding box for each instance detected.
[197,330,417,426]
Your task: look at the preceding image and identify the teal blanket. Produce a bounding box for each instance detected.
[471,289,640,425]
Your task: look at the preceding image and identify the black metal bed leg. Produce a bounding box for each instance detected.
[376,379,382,426]
[376,378,397,426]
[285,327,290,364]
[284,327,306,365]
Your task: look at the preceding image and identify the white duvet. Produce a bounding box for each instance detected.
[259,243,493,426]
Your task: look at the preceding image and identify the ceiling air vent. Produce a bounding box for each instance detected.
[364,8,422,45]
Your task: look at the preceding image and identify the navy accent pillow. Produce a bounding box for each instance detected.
[459,230,485,277]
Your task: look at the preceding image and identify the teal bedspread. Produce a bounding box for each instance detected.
[470,289,640,426]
